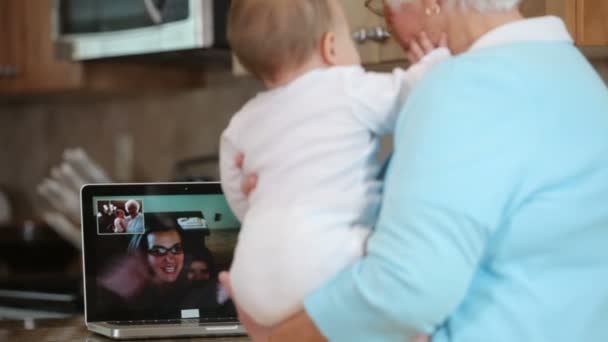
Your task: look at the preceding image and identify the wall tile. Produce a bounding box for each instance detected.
[1,76,262,221]
[0,105,51,220]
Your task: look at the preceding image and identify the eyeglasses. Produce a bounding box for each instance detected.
[365,0,385,17]
[148,244,184,257]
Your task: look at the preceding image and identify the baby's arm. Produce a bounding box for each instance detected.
[350,33,450,136]
[219,133,249,222]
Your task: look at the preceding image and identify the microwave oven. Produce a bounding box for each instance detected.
[53,0,230,61]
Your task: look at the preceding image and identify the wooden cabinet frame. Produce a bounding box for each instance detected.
[576,0,608,46]
[524,0,608,47]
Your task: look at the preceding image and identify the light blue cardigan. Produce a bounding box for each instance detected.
[305,35,608,341]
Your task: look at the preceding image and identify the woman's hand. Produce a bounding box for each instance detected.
[219,272,272,342]
[407,31,448,64]
[98,253,150,300]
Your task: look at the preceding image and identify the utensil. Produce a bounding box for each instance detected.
[37,148,112,250]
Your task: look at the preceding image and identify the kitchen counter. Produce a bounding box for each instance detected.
[0,317,250,342]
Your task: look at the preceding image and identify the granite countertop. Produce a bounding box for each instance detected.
[0,317,250,342]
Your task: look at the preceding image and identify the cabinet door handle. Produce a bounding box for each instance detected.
[353,27,391,44]
[8,66,18,78]
[0,65,18,79]
[6,65,18,78]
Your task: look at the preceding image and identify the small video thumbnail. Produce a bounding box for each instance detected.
[96,199,145,235]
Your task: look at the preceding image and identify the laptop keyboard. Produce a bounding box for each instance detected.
[108,320,180,325]
[107,318,237,326]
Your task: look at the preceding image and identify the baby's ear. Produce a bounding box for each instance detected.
[320,31,338,66]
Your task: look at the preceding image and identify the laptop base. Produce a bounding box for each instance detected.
[87,320,246,340]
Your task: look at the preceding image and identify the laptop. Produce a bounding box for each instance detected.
[80,182,246,339]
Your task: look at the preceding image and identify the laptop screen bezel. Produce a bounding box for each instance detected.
[80,182,238,323]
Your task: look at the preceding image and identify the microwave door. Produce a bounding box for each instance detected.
[56,0,205,60]
[59,0,189,34]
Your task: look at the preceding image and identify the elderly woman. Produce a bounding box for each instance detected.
[124,199,144,233]
[222,0,608,341]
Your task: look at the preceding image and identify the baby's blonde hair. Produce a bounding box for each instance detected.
[228,0,335,80]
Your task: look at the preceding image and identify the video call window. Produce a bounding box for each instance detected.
[89,194,240,321]
[96,199,145,235]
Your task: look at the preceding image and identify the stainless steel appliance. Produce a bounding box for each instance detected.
[53,0,230,60]
[0,222,81,320]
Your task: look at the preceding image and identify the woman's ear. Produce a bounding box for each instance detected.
[320,31,338,66]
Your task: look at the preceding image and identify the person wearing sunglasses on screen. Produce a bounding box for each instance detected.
[98,213,195,316]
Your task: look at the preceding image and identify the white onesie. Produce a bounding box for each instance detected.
[219,48,450,326]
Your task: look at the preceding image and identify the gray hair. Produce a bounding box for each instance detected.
[386,0,521,12]
[125,199,140,212]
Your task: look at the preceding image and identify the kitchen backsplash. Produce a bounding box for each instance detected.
[1,61,608,222]
[0,75,263,221]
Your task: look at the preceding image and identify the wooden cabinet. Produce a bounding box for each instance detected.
[0,1,23,92]
[0,0,208,95]
[577,0,608,45]
[521,0,608,47]
[340,1,406,65]
[0,1,83,93]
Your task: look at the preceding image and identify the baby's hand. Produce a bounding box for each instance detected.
[407,32,448,64]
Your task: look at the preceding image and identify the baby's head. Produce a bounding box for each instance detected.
[116,209,125,219]
[228,0,360,87]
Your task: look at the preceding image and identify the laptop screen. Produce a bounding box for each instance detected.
[81,183,239,323]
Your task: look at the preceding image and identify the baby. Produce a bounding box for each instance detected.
[220,0,450,327]
[113,209,128,233]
